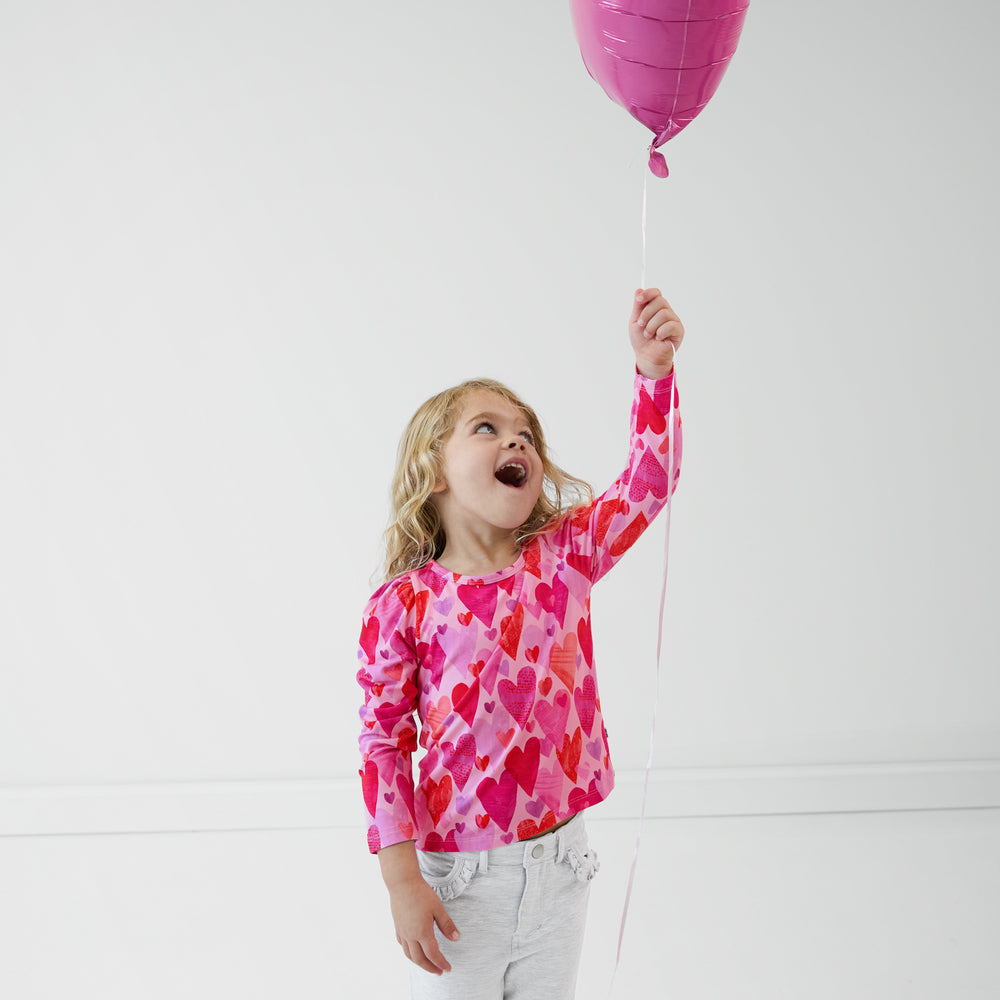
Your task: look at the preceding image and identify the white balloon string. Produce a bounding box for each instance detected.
[640,170,648,289]
[609,359,677,995]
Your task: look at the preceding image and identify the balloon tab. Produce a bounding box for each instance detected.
[648,149,669,178]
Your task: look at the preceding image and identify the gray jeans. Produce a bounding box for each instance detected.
[411,812,599,1000]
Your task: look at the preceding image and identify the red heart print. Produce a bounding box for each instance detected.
[568,785,588,813]
[595,497,623,546]
[498,728,515,747]
[556,727,582,782]
[609,512,649,557]
[504,737,540,796]
[516,810,556,841]
[413,589,431,634]
[498,666,535,727]
[565,552,592,580]
[424,830,459,852]
[538,676,552,697]
[635,384,667,436]
[361,760,379,817]
[458,611,473,626]
[396,580,416,611]
[569,778,601,815]
[499,603,524,659]
[576,617,593,665]
[457,584,497,625]
[549,634,578,690]
[522,543,542,578]
[425,774,453,827]
[526,645,539,663]
[360,616,380,664]
[452,680,479,728]
[476,814,490,829]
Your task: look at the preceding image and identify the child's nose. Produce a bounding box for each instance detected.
[504,437,525,450]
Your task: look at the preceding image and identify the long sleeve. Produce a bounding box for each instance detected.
[555,368,681,584]
[356,579,421,853]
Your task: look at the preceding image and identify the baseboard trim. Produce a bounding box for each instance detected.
[2,760,999,837]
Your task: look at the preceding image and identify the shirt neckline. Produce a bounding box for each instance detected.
[424,542,530,586]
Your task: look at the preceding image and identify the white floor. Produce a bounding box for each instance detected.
[3,808,999,999]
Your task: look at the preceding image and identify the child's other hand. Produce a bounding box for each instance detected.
[629,287,684,379]
[388,875,460,976]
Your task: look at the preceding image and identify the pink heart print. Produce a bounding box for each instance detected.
[574,675,598,736]
[627,448,669,502]
[535,689,571,745]
[477,770,519,832]
[498,666,536,727]
[442,734,477,790]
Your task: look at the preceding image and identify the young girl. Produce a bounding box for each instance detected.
[357,288,684,999]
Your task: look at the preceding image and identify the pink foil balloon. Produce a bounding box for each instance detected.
[570,0,750,176]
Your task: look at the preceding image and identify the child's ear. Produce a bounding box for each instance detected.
[431,476,447,495]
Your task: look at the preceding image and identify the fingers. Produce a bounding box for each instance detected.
[638,297,682,344]
[634,289,674,329]
[643,307,682,343]
[399,902,459,977]
[630,286,683,379]
[435,902,461,945]
[631,287,661,324]
[406,938,453,976]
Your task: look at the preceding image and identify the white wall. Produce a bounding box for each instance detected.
[2,1,998,997]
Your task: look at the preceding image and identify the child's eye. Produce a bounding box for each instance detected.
[520,431,535,446]
[474,422,495,435]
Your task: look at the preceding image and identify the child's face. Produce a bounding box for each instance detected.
[432,389,544,541]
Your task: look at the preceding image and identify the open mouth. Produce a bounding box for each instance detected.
[495,460,528,488]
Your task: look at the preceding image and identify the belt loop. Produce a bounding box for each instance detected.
[555,825,568,864]
[478,849,489,874]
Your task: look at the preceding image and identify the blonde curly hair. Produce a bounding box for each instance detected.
[379,378,592,583]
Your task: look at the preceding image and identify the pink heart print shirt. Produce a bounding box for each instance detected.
[357,370,681,853]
